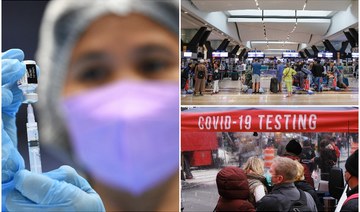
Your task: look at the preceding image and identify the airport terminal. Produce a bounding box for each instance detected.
[181,0,359,105]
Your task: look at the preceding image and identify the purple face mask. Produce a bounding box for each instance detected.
[61,80,179,195]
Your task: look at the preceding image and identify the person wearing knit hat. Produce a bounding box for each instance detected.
[215,166,255,211]
[286,139,303,156]
[341,150,358,211]
[283,139,315,188]
[2,0,179,211]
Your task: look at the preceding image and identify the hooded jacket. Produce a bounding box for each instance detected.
[215,167,255,212]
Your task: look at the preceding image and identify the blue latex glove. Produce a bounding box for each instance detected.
[2,49,27,211]
[6,166,105,211]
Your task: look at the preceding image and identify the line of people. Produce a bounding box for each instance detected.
[214,149,358,211]
[181,58,353,97]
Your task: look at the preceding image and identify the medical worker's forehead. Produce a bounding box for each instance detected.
[69,13,178,65]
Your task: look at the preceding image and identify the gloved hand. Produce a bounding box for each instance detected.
[2,49,26,211]
[2,48,26,148]
[6,165,105,211]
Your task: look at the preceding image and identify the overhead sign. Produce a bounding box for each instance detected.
[182,109,358,132]
[248,52,265,58]
[183,52,192,58]
[317,52,333,58]
[212,52,228,57]
[282,52,299,58]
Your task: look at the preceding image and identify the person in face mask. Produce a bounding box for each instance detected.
[256,157,317,211]
[341,150,358,212]
[2,0,179,211]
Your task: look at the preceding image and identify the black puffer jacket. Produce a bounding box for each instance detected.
[215,167,255,212]
[315,149,337,178]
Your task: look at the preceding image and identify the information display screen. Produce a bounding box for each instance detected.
[317,52,333,58]
[183,52,192,58]
[248,52,265,58]
[282,52,299,58]
[212,52,228,57]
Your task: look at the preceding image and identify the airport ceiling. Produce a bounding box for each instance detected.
[181,0,358,52]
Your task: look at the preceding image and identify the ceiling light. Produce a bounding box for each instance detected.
[251,41,297,44]
[228,9,332,17]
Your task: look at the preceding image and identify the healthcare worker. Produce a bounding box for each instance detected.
[2,0,179,211]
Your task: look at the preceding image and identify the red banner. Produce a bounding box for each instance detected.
[182,109,358,133]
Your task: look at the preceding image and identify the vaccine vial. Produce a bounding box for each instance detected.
[18,60,38,104]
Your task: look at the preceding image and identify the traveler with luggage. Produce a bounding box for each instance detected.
[251,59,261,94]
[212,62,220,94]
[282,63,297,97]
[330,62,348,89]
[276,60,285,93]
[194,59,207,96]
[311,60,324,92]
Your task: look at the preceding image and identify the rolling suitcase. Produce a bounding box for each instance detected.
[343,77,349,86]
[231,71,239,80]
[270,77,278,93]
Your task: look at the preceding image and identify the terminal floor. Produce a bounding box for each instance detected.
[181,76,359,105]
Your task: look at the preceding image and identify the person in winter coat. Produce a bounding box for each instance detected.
[294,160,324,211]
[283,139,314,188]
[341,150,358,212]
[242,157,269,207]
[256,157,318,211]
[300,140,316,173]
[214,166,255,212]
[314,140,337,181]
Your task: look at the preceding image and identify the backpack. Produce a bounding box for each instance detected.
[213,72,220,80]
[343,193,359,205]
[197,71,205,79]
[288,189,312,212]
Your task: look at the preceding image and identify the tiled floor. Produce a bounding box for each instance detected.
[181,76,359,105]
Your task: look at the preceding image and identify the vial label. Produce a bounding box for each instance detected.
[18,61,38,86]
[26,63,38,84]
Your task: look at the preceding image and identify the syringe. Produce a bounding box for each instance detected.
[26,104,42,174]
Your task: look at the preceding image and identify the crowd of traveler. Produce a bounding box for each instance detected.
[213,138,358,211]
[181,58,354,96]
